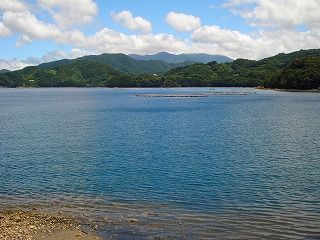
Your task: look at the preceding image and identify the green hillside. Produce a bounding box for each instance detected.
[163,49,320,89]
[1,49,320,89]
[38,53,193,75]
[0,60,127,87]
[265,57,320,89]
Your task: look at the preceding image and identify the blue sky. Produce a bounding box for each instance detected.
[1,0,320,70]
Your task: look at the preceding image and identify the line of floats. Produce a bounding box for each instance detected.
[136,91,257,98]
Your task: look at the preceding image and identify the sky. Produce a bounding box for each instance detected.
[1,0,320,70]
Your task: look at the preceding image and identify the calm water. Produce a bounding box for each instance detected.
[0,88,319,239]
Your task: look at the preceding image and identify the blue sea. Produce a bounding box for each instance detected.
[0,88,319,239]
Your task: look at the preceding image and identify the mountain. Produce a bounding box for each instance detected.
[38,59,72,69]
[79,53,192,74]
[0,60,125,88]
[38,53,193,75]
[163,49,320,89]
[0,69,10,73]
[1,49,319,89]
[257,49,320,72]
[129,52,233,64]
[265,56,320,89]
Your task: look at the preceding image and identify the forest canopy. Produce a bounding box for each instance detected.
[1,49,320,90]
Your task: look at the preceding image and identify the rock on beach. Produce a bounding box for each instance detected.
[0,210,100,240]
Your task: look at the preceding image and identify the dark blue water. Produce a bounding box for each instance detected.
[0,88,319,239]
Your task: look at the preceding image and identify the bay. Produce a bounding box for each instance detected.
[0,87,319,239]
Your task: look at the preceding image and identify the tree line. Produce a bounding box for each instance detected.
[1,49,320,90]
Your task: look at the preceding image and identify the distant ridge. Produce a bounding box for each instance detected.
[0,69,10,73]
[129,52,233,64]
[38,53,193,75]
[1,48,319,89]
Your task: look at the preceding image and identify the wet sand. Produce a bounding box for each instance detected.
[34,229,100,240]
[0,210,101,240]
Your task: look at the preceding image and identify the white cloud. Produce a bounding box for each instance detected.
[191,25,260,58]
[2,0,320,70]
[0,22,12,37]
[70,48,93,58]
[191,24,320,60]
[0,59,30,71]
[41,50,69,62]
[41,48,95,62]
[15,35,34,48]
[166,12,201,32]
[256,29,320,56]
[59,30,87,45]
[0,0,28,12]
[1,10,90,47]
[79,28,188,55]
[20,34,34,43]
[192,25,254,44]
[224,0,320,28]
[223,0,256,7]
[111,10,152,33]
[38,0,98,28]
[25,57,43,65]
[0,48,94,71]
[3,11,62,40]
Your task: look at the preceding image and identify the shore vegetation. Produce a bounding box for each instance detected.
[0,49,319,90]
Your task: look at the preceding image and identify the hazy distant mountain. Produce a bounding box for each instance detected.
[38,53,193,75]
[1,49,319,89]
[0,69,10,73]
[129,52,233,64]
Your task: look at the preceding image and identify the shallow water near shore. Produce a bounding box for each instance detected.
[1,87,319,239]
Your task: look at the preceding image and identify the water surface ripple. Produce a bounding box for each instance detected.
[0,88,319,239]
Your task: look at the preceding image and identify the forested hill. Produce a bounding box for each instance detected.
[265,56,320,89]
[0,61,124,87]
[0,49,320,89]
[163,49,320,89]
[38,53,193,75]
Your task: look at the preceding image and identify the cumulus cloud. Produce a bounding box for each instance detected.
[191,24,320,60]
[26,57,43,65]
[191,25,260,58]
[224,0,320,28]
[111,10,152,33]
[0,59,29,71]
[166,12,201,32]
[192,25,254,45]
[0,0,28,12]
[15,35,34,48]
[80,28,187,54]
[3,11,62,40]
[2,0,320,70]
[223,0,256,7]
[20,34,34,43]
[1,10,89,47]
[38,0,98,28]
[70,48,94,58]
[41,50,69,63]
[0,48,95,71]
[0,22,12,37]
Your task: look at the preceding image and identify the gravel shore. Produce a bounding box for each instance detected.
[0,210,101,240]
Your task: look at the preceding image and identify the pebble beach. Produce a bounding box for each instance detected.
[0,210,101,240]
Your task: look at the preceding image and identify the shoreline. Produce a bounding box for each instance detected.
[0,209,102,240]
[255,86,320,92]
[0,85,319,92]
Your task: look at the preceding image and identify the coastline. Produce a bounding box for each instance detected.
[255,86,320,92]
[0,209,102,240]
